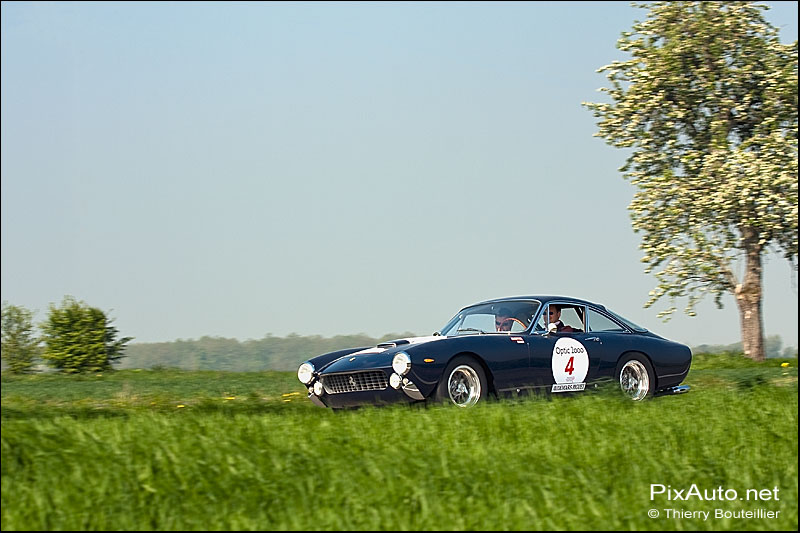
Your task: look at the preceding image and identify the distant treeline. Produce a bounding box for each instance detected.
[693,335,797,359]
[118,333,798,373]
[119,332,417,372]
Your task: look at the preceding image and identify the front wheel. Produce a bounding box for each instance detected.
[616,354,656,401]
[434,357,488,407]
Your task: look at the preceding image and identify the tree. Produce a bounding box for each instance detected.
[1,302,40,373]
[584,1,798,361]
[40,296,133,373]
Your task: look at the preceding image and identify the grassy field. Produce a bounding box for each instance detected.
[1,354,797,531]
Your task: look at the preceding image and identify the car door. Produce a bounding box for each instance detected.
[480,334,538,392]
[527,303,606,392]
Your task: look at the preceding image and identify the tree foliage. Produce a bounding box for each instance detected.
[1,302,40,374]
[40,296,133,373]
[583,1,798,360]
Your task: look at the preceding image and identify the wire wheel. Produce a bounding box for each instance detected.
[619,359,651,400]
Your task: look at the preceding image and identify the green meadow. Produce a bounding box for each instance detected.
[1,354,797,531]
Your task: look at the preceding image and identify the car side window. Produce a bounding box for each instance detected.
[536,304,585,333]
[587,308,626,332]
[558,306,584,332]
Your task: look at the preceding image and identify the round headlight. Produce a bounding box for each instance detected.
[389,373,402,389]
[392,351,411,376]
[297,362,315,384]
[313,380,324,396]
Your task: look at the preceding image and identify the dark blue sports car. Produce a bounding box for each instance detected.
[297,295,692,408]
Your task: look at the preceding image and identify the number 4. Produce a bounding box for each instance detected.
[564,356,575,375]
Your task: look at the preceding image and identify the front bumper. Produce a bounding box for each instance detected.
[308,388,415,408]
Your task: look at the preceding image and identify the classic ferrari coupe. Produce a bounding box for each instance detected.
[297,295,692,408]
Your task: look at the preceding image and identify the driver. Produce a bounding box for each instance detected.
[495,307,515,332]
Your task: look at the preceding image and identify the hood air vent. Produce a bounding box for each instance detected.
[376,339,410,348]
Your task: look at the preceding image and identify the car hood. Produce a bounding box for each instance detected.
[320,335,444,374]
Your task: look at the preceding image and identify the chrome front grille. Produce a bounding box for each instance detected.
[323,371,388,394]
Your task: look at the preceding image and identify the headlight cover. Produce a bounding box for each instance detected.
[297,362,315,384]
[392,351,411,376]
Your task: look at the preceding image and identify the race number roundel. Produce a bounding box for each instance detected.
[551,337,589,384]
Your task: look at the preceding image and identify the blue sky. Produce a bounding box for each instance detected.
[2,1,797,349]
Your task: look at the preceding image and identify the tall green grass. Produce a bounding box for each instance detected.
[2,357,797,531]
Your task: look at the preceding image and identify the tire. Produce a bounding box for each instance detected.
[434,356,488,407]
[616,354,656,401]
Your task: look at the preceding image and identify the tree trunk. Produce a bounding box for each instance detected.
[734,227,765,361]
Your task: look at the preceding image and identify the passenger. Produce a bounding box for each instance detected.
[549,305,574,332]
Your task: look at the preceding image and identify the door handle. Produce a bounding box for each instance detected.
[586,336,601,342]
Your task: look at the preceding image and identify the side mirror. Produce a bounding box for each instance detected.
[432,331,441,336]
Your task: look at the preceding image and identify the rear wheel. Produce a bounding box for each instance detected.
[616,354,656,401]
[434,357,488,407]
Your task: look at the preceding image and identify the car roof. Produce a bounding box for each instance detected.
[468,295,607,311]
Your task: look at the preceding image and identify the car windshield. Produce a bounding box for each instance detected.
[438,301,541,336]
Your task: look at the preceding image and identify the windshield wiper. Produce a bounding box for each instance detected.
[456,328,485,335]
